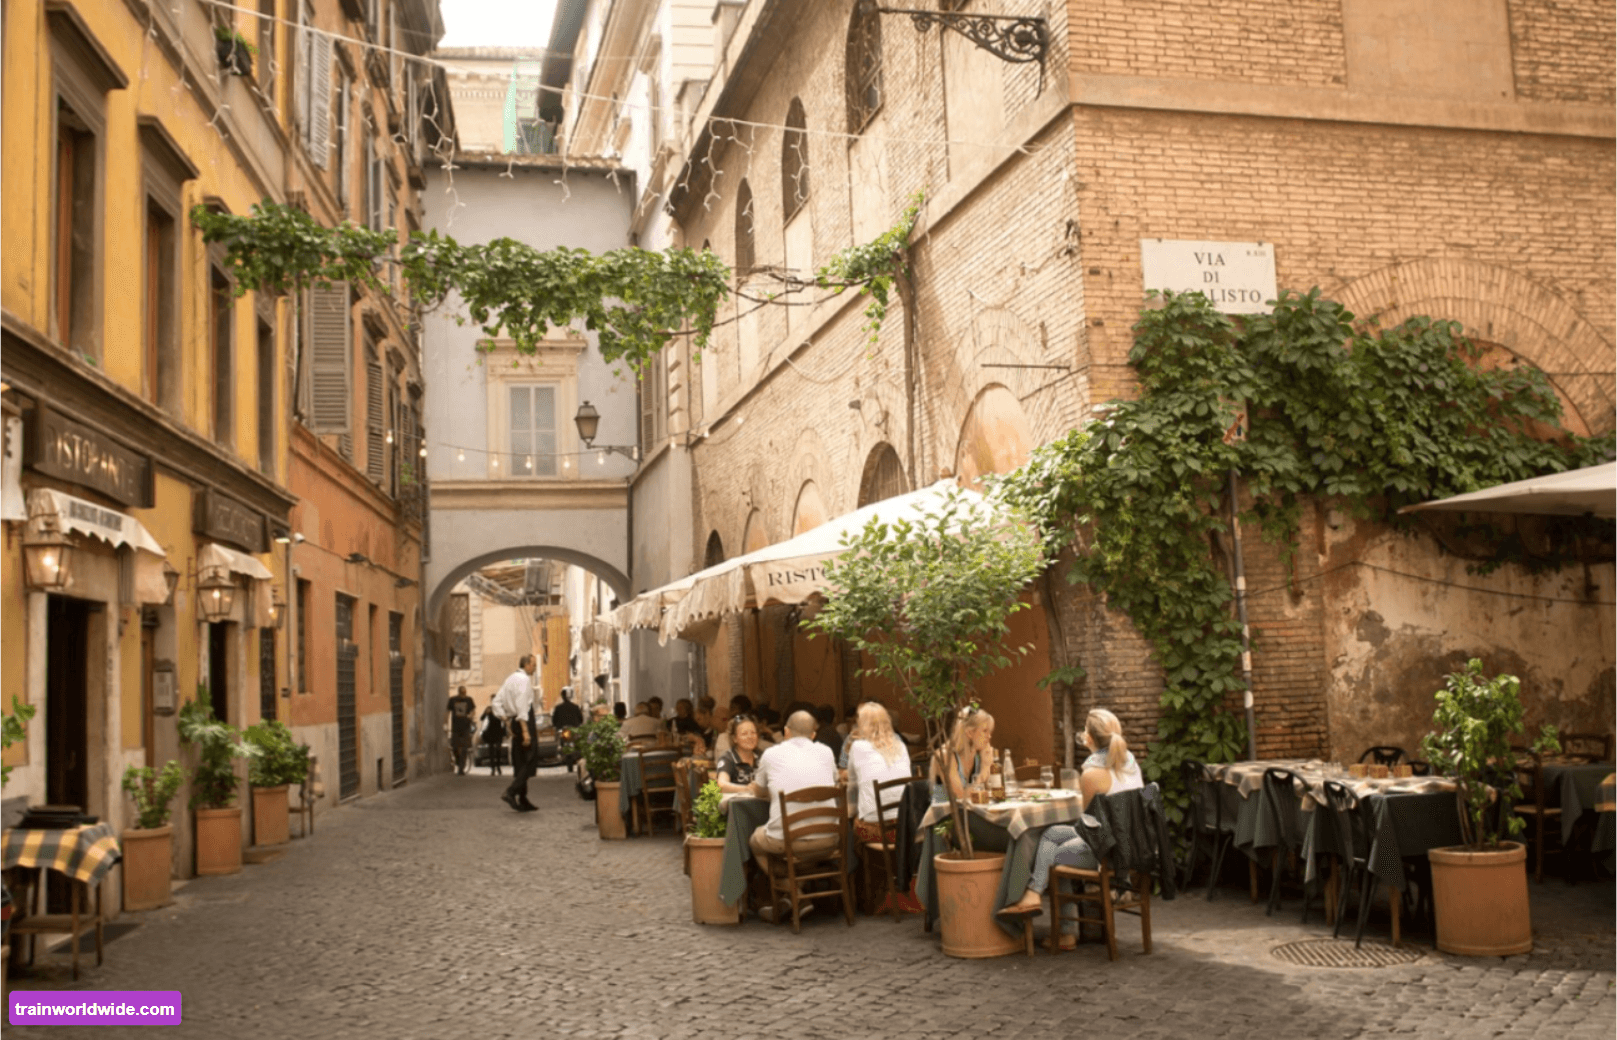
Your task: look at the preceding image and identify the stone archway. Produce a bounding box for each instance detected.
[1330,258,1615,435]
[792,480,828,535]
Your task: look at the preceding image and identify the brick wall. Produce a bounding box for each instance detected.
[1508,0,1617,104]
[1067,0,1347,87]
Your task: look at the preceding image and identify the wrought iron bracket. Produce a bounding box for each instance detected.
[875,5,1048,65]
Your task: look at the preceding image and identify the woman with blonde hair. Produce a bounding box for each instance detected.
[931,706,995,804]
[1002,708,1143,942]
[847,703,914,832]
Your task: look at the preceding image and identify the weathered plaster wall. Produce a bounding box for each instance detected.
[1321,522,1616,763]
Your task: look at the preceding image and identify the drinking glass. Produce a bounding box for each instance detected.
[1040,765,1055,788]
[1004,773,1020,799]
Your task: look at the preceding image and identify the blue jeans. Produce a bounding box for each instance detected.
[1027,825,1099,895]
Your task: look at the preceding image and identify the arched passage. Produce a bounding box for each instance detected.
[427,545,629,623]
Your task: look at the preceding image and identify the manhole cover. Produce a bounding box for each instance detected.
[1271,939,1423,968]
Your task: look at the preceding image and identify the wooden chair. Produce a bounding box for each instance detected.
[759,785,856,933]
[636,750,681,837]
[1358,746,1407,768]
[290,755,320,838]
[865,775,922,921]
[1046,799,1156,961]
[1559,733,1614,763]
[1511,748,1562,883]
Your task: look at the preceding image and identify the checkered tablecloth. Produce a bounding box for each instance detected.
[2,823,121,886]
[919,791,1084,840]
[1207,760,1455,810]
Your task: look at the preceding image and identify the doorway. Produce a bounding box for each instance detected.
[336,595,359,799]
[208,622,230,725]
[141,611,158,767]
[46,596,92,811]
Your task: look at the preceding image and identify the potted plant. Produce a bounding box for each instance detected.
[213,24,256,77]
[3,696,35,944]
[179,687,259,876]
[244,720,310,848]
[119,761,186,910]
[575,716,628,840]
[686,780,739,925]
[808,487,1044,957]
[1421,659,1559,956]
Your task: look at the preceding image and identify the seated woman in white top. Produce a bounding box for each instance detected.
[1003,709,1142,942]
[846,703,914,842]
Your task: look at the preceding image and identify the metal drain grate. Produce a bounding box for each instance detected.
[1271,939,1423,968]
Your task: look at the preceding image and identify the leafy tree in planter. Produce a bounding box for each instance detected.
[178,687,258,810]
[121,762,187,830]
[574,716,627,783]
[689,780,727,839]
[1422,660,1559,850]
[244,720,311,788]
[807,488,1044,856]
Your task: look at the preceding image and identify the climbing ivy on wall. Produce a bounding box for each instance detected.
[991,289,1613,820]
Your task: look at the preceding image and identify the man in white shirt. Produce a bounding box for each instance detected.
[494,655,539,812]
[750,711,838,859]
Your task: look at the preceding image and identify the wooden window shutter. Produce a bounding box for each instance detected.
[365,346,385,483]
[298,2,314,138]
[308,25,332,168]
[305,283,351,434]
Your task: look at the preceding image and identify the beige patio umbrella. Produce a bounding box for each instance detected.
[1399,462,1615,518]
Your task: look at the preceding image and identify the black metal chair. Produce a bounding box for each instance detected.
[1260,768,1308,917]
[1179,760,1234,899]
[1407,760,1432,777]
[1358,746,1407,768]
[1319,780,1379,947]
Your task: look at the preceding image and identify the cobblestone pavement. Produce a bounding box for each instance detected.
[6,770,1613,1040]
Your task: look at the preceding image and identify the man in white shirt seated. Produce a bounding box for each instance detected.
[750,711,838,861]
[619,702,662,741]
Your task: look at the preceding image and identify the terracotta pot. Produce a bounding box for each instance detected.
[686,836,739,925]
[935,851,1020,959]
[195,807,243,876]
[1429,842,1532,956]
[120,826,174,911]
[596,782,626,840]
[252,785,290,847]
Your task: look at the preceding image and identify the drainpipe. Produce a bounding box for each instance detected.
[1228,468,1257,760]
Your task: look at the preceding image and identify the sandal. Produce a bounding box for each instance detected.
[996,903,1043,918]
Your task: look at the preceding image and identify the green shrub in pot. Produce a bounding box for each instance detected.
[178,686,258,809]
[121,761,187,830]
[244,720,311,788]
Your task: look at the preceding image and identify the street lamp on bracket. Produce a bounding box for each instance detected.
[573,401,640,465]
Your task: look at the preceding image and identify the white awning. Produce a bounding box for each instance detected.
[1400,462,1616,519]
[28,488,165,555]
[198,541,274,580]
[619,481,1008,645]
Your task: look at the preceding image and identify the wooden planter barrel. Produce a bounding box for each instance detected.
[1430,842,1532,956]
[120,826,174,911]
[252,785,290,847]
[595,782,626,840]
[195,807,243,876]
[686,836,739,925]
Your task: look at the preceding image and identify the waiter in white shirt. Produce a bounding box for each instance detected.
[495,655,539,813]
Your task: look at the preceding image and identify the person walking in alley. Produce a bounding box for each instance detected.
[551,687,584,729]
[447,685,477,775]
[479,696,506,776]
[495,656,540,812]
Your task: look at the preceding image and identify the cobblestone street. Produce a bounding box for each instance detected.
[7,771,1613,1040]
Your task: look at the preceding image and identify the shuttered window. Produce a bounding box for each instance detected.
[299,1,332,168]
[638,358,666,455]
[366,138,384,232]
[335,75,349,211]
[365,343,385,484]
[305,282,350,437]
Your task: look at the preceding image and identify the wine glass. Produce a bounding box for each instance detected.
[1040,765,1055,789]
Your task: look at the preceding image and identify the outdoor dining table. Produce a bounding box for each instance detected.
[1539,761,1615,845]
[616,748,682,829]
[913,791,1086,938]
[2,822,121,979]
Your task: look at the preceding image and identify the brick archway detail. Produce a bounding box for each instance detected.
[1329,258,1614,434]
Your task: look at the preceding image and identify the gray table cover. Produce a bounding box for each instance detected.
[1543,762,1614,843]
[1594,812,1614,858]
[717,797,771,907]
[1302,791,1463,893]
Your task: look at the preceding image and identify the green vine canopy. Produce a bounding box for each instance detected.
[992,289,1613,820]
[192,196,921,369]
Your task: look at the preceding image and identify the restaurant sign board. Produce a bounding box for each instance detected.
[25,404,154,507]
[195,488,268,553]
[1139,239,1277,315]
